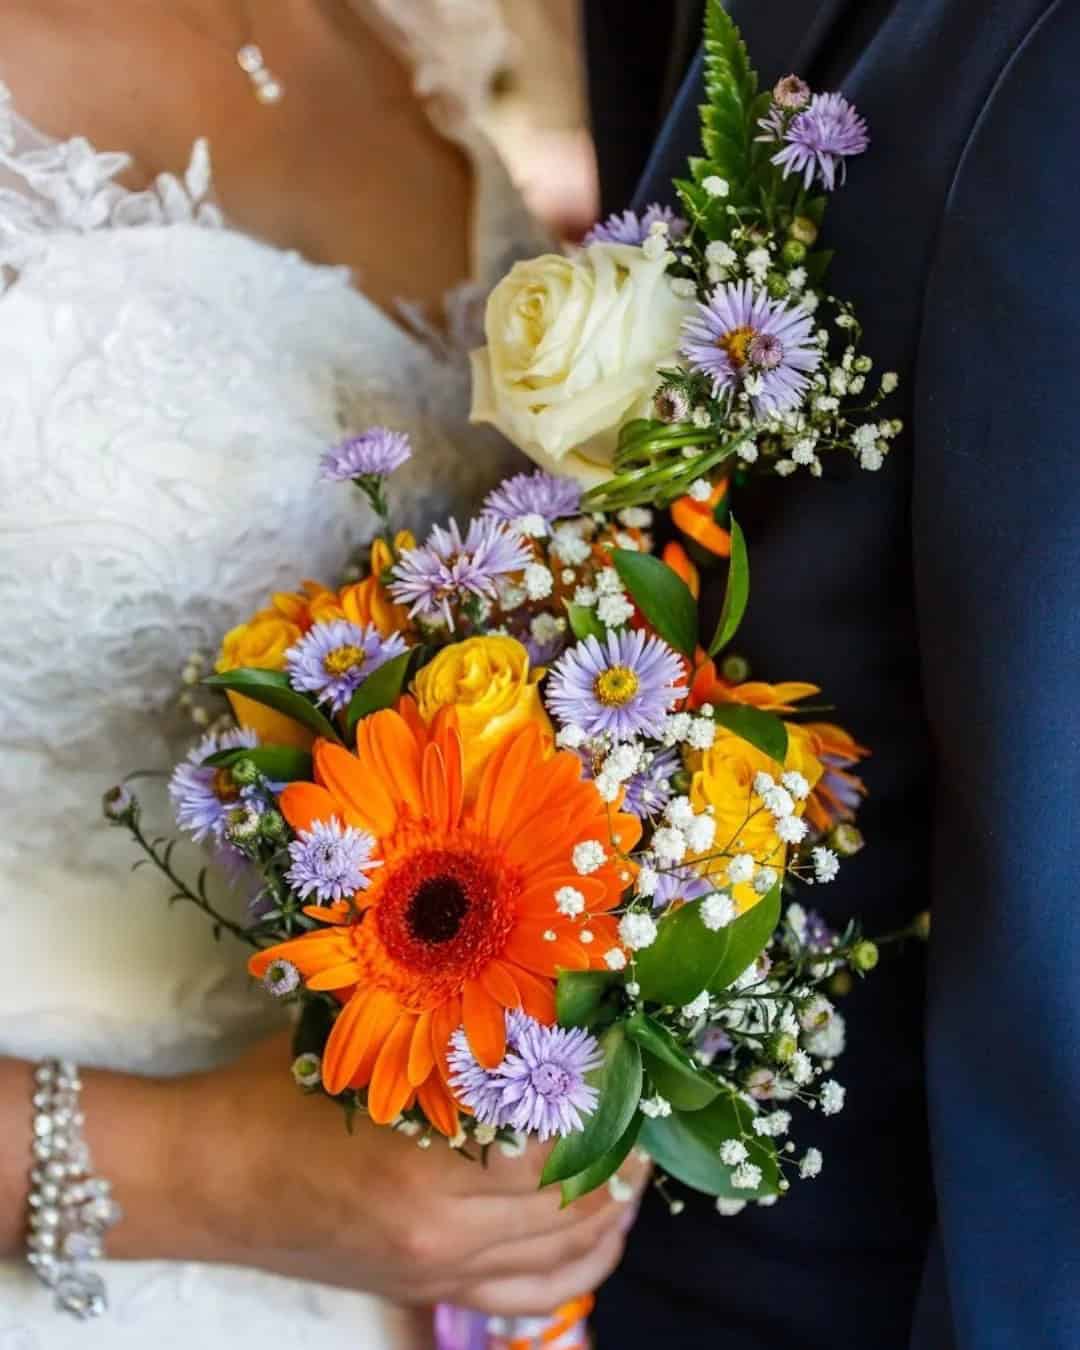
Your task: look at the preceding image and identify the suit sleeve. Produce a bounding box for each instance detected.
[910,5,1080,1345]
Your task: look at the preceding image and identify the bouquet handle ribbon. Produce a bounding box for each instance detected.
[434,1296,594,1350]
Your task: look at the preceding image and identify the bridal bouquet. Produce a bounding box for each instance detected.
[108,6,909,1347]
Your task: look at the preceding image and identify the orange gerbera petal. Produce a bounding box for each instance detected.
[431,994,462,1085]
[509,966,557,1024]
[462,979,508,1068]
[323,989,376,1095]
[248,930,352,983]
[503,922,590,975]
[367,1014,417,1124]
[361,710,423,817]
[279,781,343,835]
[349,990,403,1088]
[482,724,543,841]
[516,875,608,916]
[417,1074,460,1137]
[307,961,363,992]
[479,959,522,1010]
[315,739,396,836]
[407,1011,435,1087]
[662,540,700,599]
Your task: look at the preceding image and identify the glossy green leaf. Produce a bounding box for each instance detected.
[633,901,732,1007]
[708,883,782,994]
[707,516,749,656]
[559,1112,643,1207]
[345,650,413,733]
[641,1093,778,1198]
[566,603,607,643]
[627,1014,720,1111]
[541,1025,642,1186]
[205,669,341,742]
[711,703,788,765]
[556,970,622,1030]
[202,744,313,782]
[612,549,698,657]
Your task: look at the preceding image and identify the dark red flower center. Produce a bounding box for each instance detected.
[407,875,470,944]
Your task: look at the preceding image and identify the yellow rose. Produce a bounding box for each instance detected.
[470,243,692,488]
[413,636,552,796]
[690,723,823,912]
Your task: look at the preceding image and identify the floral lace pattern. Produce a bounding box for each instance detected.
[0,3,542,1334]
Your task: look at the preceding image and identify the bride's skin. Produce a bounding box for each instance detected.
[0,0,646,1314]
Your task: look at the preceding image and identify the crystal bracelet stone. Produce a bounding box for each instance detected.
[25,1059,122,1319]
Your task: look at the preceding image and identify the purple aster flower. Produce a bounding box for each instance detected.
[651,865,714,910]
[448,1012,603,1142]
[681,280,821,418]
[286,816,381,901]
[578,745,681,819]
[169,727,259,845]
[584,202,688,246]
[771,92,869,191]
[263,958,301,997]
[285,620,408,713]
[320,427,412,482]
[389,517,531,628]
[545,629,687,741]
[482,471,582,528]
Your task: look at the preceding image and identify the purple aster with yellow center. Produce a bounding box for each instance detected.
[285,816,381,902]
[285,619,408,713]
[771,92,869,191]
[482,471,582,529]
[389,517,531,628]
[448,1011,603,1142]
[320,426,412,482]
[681,280,821,417]
[584,202,688,246]
[546,628,687,741]
[169,727,260,846]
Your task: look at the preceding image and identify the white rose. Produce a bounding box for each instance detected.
[470,242,693,487]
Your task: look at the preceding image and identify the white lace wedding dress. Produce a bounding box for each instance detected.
[0,4,547,1345]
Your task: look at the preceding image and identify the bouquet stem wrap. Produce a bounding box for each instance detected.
[434,1296,593,1350]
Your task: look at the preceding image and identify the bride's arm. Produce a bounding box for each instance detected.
[0,1033,643,1313]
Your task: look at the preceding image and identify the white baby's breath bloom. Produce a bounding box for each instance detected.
[820,1080,846,1115]
[800,995,834,1033]
[595,568,623,595]
[775,459,797,477]
[556,723,587,750]
[801,291,819,315]
[662,712,693,745]
[719,1138,748,1166]
[530,613,562,647]
[619,911,658,951]
[805,1012,846,1059]
[790,1049,814,1085]
[691,406,712,429]
[608,1173,635,1203]
[618,507,653,528]
[812,846,840,883]
[651,826,688,864]
[787,266,807,292]
[685,814,716,852]
[716,1198,747,1216]
[513,512,548,539]
[635,865,659,898]
[745,247,771,281]
[555,885,586,918]
[641,1094,672,1119]
[594,773,621,803]
[799,1147,823,1179]
[829,368,849,396]
[752,1110,791,1138]
[737,440,760,464]
[727,853,756,886]
[781,770,810,801]
[852,423,878,452]
[523,563,553,600]
[754,866,778,895]
[604,947,627,971]
[761,784,795,818]
[791,438,817,465]
[665,796,695,828]
[682,991,711,1022]
[859,444,886,471]
[881,370,899,393]
[473,1122,498,1146]
[670,276,698,299]
[552,527,592,566]
[700,892,736,931]
[705,239,737,270]
[572,840,606,875]
[776,814,808,844]
[687,716,718,751]
[731,1162,763,1190]
[688,478,712,502]
[571,585,597,608]
[753,771,775,797]
[642,233,670,262]
[702,175,730,198]
[597,593,635,628]
[814,394,839,413]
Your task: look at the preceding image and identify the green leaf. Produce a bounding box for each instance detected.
[541,1024,642,1186]
[559,1112,643,1207]
[708,883,782,994]
[202,744,313,782]
[556,970,622,1030]
[627,1014,720,1111]
[640,1094,778,1198]
[707,515,749,656]
[711,703,788,765]
[612,549,698,657]
[566,603,607,643]
[205,669,342,743]
[699,0,759,198]
[633,901,731,1007]
[345,650,413,734]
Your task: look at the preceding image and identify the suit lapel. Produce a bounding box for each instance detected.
[723,0,860,85]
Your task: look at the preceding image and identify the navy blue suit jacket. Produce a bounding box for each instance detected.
[587,2,1080,1346]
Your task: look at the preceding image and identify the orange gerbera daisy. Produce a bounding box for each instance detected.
[250,702,640,1135]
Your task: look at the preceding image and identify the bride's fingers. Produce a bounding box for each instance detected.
[456,1224,629,1319]
[455,1194,639,1283]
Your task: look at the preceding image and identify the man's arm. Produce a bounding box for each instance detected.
[912,4,1080,1345]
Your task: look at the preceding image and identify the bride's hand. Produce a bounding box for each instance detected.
[85,1031,647,1313]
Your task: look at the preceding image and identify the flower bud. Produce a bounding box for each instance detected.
[258,810,288,843]
[291,1053,322,1090]
[670,769,693,795]
[780,239,807,267]
[827,969,854,998]
[721,653,751,684]
[788,216,818,246]
[766,271,789,299]
[850,940,879,972]
[102,784,136,824]
[768,1031,798,1064]
[829,822,865,857]
[911,910,932,941]
[229,756,260,787]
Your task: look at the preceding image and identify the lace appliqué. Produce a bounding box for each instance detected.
[0,82,220,284]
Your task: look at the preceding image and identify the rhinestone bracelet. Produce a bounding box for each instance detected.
[25,1059,122,1319]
